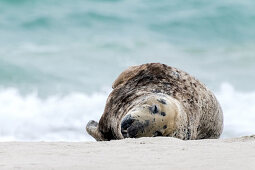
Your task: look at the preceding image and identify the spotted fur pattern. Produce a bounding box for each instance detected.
[86,63,223,141]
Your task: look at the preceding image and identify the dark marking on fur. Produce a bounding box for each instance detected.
[154,131,163,137]
[186,128,191,140]
[163,125,167,129]
[152,89,161,93]
[157,98,167,104]
[161,112,166,116]
[145,120,150,126]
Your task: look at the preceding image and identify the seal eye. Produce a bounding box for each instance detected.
[150,105,158,114]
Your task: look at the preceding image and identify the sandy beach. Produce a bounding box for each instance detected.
[0,136,254,170]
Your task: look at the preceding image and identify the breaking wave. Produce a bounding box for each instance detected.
[0,83,254,141]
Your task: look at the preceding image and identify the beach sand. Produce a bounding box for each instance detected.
[0,136,255,170]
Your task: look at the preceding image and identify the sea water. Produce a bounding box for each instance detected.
[0,0,255,141]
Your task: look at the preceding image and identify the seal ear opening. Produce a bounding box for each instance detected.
[86,120,104,141]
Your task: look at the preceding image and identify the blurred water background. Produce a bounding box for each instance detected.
[0,0,255,141]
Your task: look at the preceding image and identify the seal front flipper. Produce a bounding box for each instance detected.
[86,120,105,141]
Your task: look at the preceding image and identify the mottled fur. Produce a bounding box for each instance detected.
[86,63,223,141]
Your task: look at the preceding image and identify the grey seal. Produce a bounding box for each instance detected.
[86,63,223,141]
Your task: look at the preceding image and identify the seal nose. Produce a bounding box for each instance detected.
[121,114,136,138]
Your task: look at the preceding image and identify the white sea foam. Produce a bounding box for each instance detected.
[0,83,254,141]
[0,88,109,141]
[216,83,255,138]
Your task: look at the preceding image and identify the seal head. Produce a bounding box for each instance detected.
[120,93,181,138]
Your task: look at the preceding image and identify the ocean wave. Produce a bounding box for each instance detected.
[0,88,109,141]
[0,83,254,141]
[216,83,255,138]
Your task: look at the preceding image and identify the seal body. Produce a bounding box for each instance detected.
[86,63,223,141]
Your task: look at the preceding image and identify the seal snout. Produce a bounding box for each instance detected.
[121,114,141,138]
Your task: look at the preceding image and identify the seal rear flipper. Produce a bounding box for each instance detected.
[86,120,105,141]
